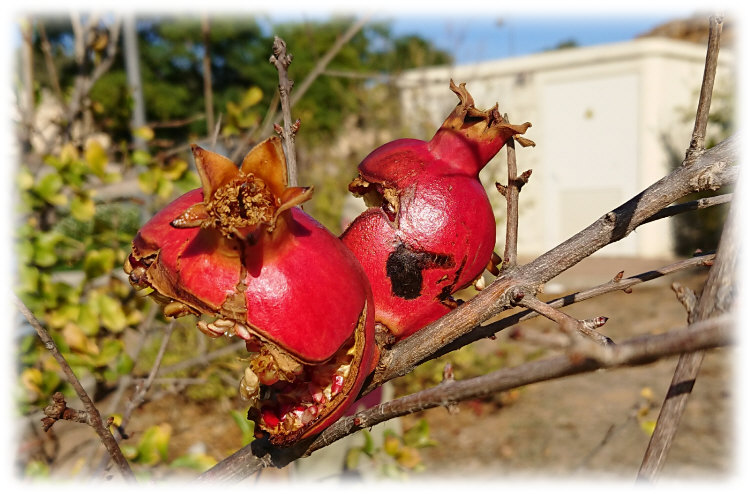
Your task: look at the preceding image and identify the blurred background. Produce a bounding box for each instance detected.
[8,6,737,482]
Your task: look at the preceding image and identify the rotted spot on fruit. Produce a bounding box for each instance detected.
[386,243,455,300]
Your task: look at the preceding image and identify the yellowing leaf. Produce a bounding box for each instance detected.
[640,386,655,401]
[17,168,34,190]
[71,194,96,221]
[62,323,92,353]
[134,126,155,141]
[170,452,217,472]
[60,142,79,163]
[162,158,188,180]
[20,368,43,395]
[135,423,172,465]
[84,140,108,177]
[137,169,160,194]
[640,419,657,436]
[241,86,263,108]
[396,446,422,470]
[383,435,401,457]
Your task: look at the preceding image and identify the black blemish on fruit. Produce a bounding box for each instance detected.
[386,243,454,299]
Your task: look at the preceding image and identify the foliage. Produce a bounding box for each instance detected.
[14,128,198,412]
[345,419,436,479]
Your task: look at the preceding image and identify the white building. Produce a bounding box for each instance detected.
[396,38,735,259]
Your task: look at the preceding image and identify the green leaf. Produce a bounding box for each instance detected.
[345,447,361,471]
[84,140,108,177]
[402,419,435,448]
[83,249,116,279]
[32,232,62,268]
[229,410,255,446]
[156,176,174,199]
[135,424,172,465]
[71,194,96,222]
[96,294,128,333]
[24,460,50,479]
[170,452,217,472]
[137,169,160,194]
[132,149,152,166]
[77,301,100,336]
[360,429,375,457]
[34,173,67,206]
[116,352,135,375]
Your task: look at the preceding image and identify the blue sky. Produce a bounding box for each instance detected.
[382,13,695,64]
[259,2,705,64]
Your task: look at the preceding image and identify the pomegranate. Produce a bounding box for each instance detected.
[125,137,376,445]
[341,80,533,340]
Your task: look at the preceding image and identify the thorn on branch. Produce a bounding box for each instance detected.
[495,182,507,197]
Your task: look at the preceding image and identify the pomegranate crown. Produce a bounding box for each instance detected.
[170,137,312,238]
[429,80,535,171]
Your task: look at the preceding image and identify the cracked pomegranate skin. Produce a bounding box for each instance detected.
[125,137,376,445]
[341,81,532,340]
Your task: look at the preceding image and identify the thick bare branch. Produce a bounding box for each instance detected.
[14,296,136,482]
[200,314,732,481]
[369,135,736,390]
[442,253,715,355]
[638,189,737,481]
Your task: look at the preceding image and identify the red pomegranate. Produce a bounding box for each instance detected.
[341,80,532,341]
[125,137,376,445]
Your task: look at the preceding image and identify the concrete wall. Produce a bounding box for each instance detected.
[396,38,734,259]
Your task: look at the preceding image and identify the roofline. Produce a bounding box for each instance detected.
[397,37,734,86]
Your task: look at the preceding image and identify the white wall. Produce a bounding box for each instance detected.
[396,38,734,259]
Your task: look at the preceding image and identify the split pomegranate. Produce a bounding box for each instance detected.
[341,80,533,340]
[125,137,376,445]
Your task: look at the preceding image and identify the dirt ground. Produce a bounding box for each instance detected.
[17,256,736,484]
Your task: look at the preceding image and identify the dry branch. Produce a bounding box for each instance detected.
[14,296,136,482]
[370,134,737,389]
[200,313,732,481]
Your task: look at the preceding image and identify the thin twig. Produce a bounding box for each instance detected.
[443,253,716,355]
[232,16,370,163]
[14,296,136,482]
[686,15,724,158]
[514,292,612,346]
[501,122,520,269]
[642,193,731,225]
[269,36,299,186]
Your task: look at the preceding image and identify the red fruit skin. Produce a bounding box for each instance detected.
[133,189,373,364]
[341,81,532,340]
[127,137,377,444]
